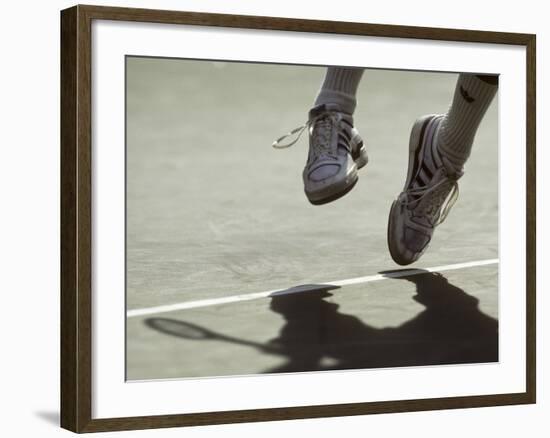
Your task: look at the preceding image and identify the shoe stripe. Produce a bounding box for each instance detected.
[419,167,433,184]
[338,134,351,151]
[431,120,444,168]
[408,117,441,201]
[341,118,353,128]
[410,116,435,188]
[423,123,437,170]
[340,127,352,141]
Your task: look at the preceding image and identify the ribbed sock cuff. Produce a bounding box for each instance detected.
[314,67,364,114]
[438,74,498,167]
[315,89,358,114]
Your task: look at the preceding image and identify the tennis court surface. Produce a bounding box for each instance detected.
[126,58,499,380]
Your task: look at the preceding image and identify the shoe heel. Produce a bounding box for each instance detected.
[355,144,368,169]
[351,129,368,169]
[409,114,437,152]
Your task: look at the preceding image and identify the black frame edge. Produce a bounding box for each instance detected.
[60,5,79,433]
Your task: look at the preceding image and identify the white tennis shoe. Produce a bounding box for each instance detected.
[273,103,368,205]
[387,115,463,265]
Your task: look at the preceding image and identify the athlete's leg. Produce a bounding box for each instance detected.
[437,74,499,168]
[387,73,498,265]
[303,67,368,205]
[272,67,368,205]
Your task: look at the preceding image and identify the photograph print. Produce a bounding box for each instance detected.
[125,57,499,381]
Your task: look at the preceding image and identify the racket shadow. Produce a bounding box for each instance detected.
[144,284,340,355]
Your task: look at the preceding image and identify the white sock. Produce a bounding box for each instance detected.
[314,67,364,114]
[437,74,498,168]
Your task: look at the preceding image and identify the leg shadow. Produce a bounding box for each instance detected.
[386,270,499,365]
[266,270,498,372]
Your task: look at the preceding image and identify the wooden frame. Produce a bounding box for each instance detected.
[60,4,536,433]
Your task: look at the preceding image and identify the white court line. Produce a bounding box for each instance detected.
[127,258,499,318]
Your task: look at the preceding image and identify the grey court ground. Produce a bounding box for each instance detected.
[126,58,499,380]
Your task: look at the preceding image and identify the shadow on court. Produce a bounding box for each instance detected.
[144,271,498,374]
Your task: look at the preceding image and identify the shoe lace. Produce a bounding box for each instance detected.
[272,114,338,161]
[404,177,459,226]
